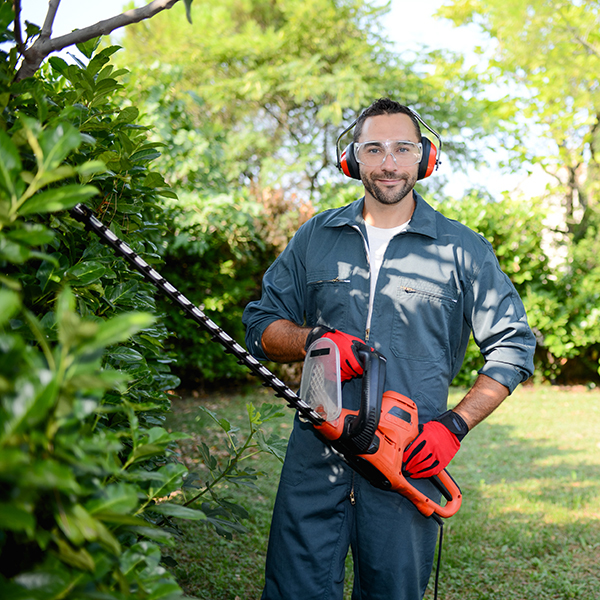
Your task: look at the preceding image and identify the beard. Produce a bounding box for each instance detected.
[361,168,417,206]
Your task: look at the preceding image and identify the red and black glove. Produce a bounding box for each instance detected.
[305,326,371,382]
[402,410,469,479]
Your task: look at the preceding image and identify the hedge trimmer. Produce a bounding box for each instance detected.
[70,203,461,520]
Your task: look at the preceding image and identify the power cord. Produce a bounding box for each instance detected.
[432,514,445,600]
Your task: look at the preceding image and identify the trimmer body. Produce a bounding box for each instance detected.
[301,337,462,518]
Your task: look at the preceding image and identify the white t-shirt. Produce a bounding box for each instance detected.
[365,221,409,335]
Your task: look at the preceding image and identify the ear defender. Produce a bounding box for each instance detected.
[418,137,438,180]
[335,107,442,181]
[339,142,361,180]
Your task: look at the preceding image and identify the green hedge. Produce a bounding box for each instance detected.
[0,30,197,598]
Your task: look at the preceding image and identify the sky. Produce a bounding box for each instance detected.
[20,0,526,197]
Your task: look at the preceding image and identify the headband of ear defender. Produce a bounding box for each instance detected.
[336,107,442,181]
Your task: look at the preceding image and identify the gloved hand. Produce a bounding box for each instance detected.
[305,326,371,382]
[402,410,469,479]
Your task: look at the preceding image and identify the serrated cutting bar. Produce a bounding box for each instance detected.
[70,203,324,425]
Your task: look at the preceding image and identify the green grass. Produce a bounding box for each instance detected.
[164,385,600,600]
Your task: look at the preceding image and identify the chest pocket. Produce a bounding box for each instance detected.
[390,277,459,362]
[306,270,351,328]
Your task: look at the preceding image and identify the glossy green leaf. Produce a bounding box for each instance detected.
[0,235,32,263]
[85,483,140,515]
[149,502,206,520]
[54,536,96,572]
[148,463,188,499]
[115,106,139,124]
[125,525,175,544]
[38,122,82,171]
[78,311,155,353]
[56,504,121,555]
[1,371,59,438]
[120,541,162,576]
[20,460,81,493]
[108,346,144,363]
[129,148,162,163]
[66,260,107,286]
[0,288,21,327]
[76,36,101,59]
[127,443,166,465]
[0,129,21,197]
[19,184,98,216]
[5,223,55,246]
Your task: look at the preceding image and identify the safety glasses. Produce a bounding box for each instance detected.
[354,140,423,167]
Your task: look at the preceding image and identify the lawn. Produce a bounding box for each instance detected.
[164,384,600,600]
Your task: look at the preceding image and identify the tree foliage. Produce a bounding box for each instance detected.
[12,0,192,81]
[120,0,504,203]
[115,0,517,385]
[3,1,600,597]
[439,0,600,236]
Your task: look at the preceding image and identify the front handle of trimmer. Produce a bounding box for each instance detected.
[343,344,387,454]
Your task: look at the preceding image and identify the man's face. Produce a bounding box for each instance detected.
[357,113,420,207]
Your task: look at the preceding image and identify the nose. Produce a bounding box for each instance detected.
[381,151,398,169]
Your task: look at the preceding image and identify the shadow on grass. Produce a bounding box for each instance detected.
[430,418,600,600]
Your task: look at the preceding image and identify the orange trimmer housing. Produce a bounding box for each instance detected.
[314,390,462,519]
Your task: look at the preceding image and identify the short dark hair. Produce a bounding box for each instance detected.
[353,98,422,142]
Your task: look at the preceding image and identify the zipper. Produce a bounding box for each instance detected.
[351,224,372,341]
[400,286,457,304]
[349,474,356,505]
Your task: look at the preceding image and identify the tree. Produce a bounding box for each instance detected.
[114,0,516,385]
[120,0,505,205]
[439,0,600,382]
[0,3,286,597]
[12,0,193,81]
[439,0,600,239]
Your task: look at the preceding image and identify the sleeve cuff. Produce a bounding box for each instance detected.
[478,361,531,394]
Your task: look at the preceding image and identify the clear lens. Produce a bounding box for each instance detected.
[355,140,423,167]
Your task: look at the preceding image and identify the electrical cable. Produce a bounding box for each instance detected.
[431,514,445,600]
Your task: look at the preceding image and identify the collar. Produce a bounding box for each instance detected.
[322,191,438,239]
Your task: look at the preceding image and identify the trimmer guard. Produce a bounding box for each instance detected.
[299,338,342,422]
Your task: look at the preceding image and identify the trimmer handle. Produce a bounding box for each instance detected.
[364,391,463,518]
[343,344,386,454]
[398,467,462,519]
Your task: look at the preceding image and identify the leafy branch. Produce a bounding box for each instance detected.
[177,403,287,534]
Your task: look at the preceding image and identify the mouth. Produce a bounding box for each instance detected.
[375,177,403,185]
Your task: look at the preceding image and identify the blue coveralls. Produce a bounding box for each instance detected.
[243,193,536,600]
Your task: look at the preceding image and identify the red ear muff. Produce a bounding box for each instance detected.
[418,137,438,180]
[339,143,361,180]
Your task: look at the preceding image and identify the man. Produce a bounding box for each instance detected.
[242,98,535,600]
